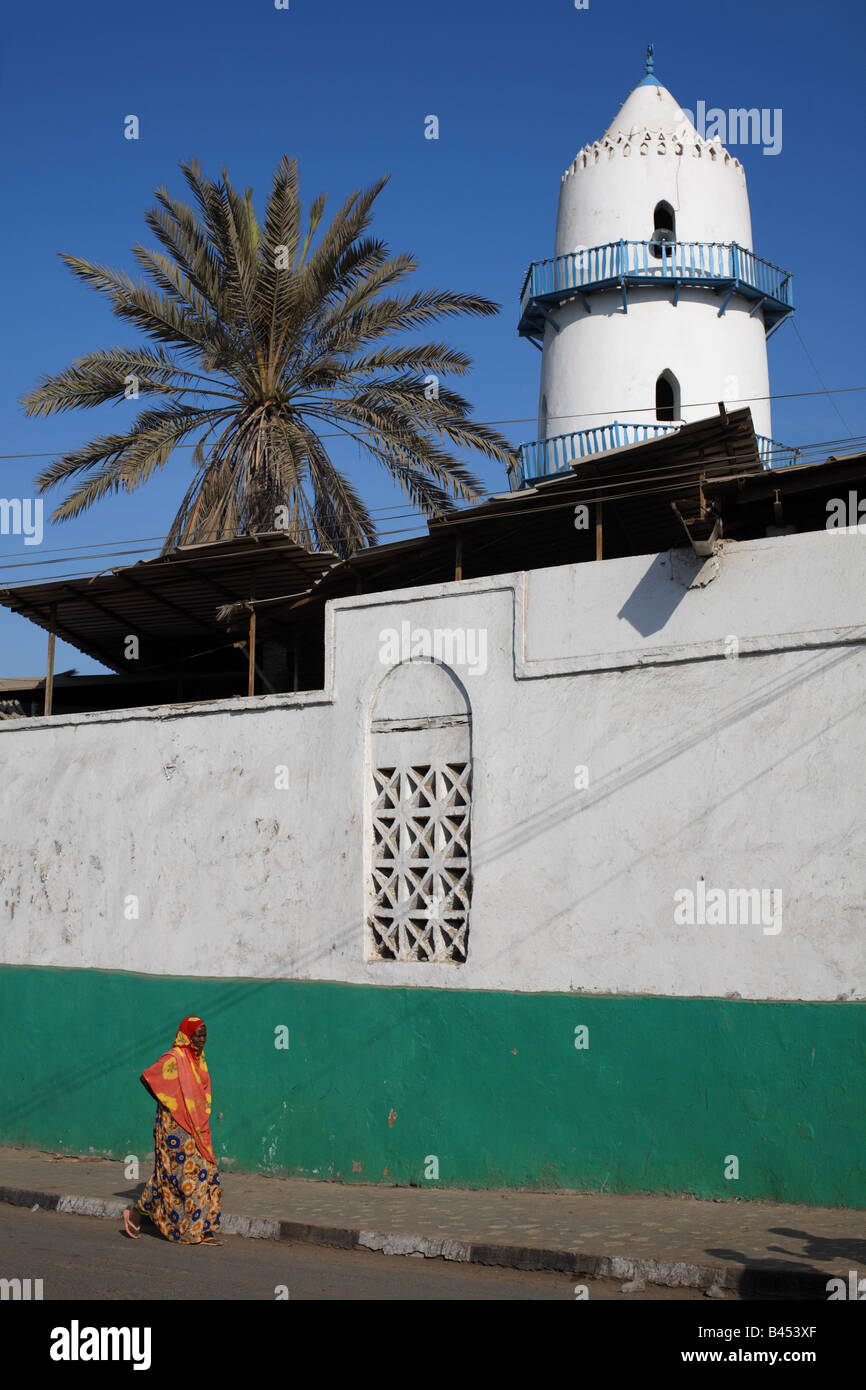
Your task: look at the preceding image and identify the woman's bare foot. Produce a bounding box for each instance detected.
[123,1208,141,1239]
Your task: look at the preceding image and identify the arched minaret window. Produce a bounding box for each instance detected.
[650,201,676,258]
[540,393,548,439]
[655,371,679,422]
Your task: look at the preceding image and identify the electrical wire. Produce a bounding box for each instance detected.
[791,322,856,437]
[0,429,863,590]
[0,384,864,463]
[0,428,862,572]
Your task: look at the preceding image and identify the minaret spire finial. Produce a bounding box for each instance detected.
[644,43,655,80]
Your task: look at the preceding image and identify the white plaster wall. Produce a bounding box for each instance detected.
[556,146,754,254]
[555,82,755,251]
[537,289,773,439]
[1,529,864,1001]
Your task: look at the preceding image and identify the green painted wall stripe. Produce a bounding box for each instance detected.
[2,965,864,1208]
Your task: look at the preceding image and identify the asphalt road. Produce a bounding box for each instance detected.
[1,1204,713,1301]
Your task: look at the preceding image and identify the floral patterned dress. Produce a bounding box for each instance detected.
[137,1103,222,1243]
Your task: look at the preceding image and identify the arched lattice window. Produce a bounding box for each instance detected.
[656,370,679,422]
[367,659,472,963]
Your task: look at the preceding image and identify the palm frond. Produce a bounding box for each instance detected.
[40,407,226,520]
[23,155,518,553]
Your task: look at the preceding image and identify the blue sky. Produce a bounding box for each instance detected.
[1,0,864,674]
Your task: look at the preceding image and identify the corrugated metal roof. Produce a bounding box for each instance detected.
[0,533,337,673]
[0,677,43,692]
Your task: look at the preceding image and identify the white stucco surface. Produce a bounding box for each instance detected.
[537,290,773,440]
[557,106,754,252]
[1,530,863,1000]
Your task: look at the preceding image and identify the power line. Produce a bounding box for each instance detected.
[0,501,423,564]
[791,322,856,437]
[0,505,437,569]
[0,429,863,590]
[0,518,433,585]
[5,435,854,599]
[0,384,865,463]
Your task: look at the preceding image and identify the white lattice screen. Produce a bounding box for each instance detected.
[368,761,471,962]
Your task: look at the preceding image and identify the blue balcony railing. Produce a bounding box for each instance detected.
[756,436,801,470]
[509,422,802,490]
[518,240,794,339]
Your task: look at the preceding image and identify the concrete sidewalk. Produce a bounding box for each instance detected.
[1,1146,862,1296]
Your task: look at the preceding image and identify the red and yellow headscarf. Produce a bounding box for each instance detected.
[141,1016,215,1163]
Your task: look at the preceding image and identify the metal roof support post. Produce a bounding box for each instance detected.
[595,502,604,561]
[43,603,56,717]
[455,534,463,582]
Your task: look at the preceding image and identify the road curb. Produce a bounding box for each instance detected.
[0,1182,832,1296]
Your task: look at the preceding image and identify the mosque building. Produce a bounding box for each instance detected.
[0,56,863,1212]
[513,46,795,488]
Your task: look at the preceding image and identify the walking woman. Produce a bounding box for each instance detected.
[124,1015,222,1245]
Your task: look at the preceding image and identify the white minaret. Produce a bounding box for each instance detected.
[517,48,793,483]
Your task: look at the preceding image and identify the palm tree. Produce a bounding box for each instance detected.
[22,157,517,556]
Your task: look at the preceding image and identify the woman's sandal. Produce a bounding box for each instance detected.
[123,1208,141,1239]
[200,1236,223,1245]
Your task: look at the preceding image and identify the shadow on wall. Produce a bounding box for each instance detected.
[618,548,717,638]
